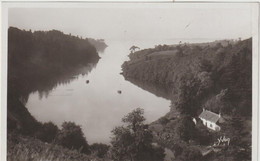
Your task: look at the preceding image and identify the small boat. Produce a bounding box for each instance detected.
[86,80,90,84]
[117,90,122,94]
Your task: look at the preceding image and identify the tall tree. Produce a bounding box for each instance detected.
[110,108,165,161]
[130,45,140,53]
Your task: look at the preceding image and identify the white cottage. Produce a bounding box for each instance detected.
[199,109,221,131]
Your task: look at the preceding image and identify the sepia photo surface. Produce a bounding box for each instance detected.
[1,2,259,161]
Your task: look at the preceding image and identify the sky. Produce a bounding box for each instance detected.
[8,3,254,41]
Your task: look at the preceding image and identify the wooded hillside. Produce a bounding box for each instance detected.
[122,38,252,117]
[122,38,252,161]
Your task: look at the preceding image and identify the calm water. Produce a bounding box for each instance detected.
[26,40,178,144]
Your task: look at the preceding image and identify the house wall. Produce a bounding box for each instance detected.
[199,118,220,131]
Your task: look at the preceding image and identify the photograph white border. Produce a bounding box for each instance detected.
[1,1,259,161]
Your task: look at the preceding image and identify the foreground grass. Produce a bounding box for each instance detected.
[7,134,106,161]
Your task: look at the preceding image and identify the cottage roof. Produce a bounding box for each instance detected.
[199,109,220,123]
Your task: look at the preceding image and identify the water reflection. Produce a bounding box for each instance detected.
[125,78,173,100]
[36,63,98,100]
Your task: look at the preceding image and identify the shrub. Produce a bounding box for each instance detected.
[181,147,202,161]
[174,116,196,142]
[35,122,59,143]
[158,117,169,125]
[54,122,90,154]
[90,143,110,158]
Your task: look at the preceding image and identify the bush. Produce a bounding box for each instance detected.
[174,116,196,142]
[194,121,213,145]
[181,147,202,161]
[90,143,110,158]
[35,122,59,143]
[54,122,90,154]
[158,117,169,125]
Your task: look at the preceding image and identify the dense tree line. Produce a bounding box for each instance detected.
[8,27,100,100]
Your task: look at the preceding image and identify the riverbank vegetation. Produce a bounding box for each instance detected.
[122,38,252,160]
